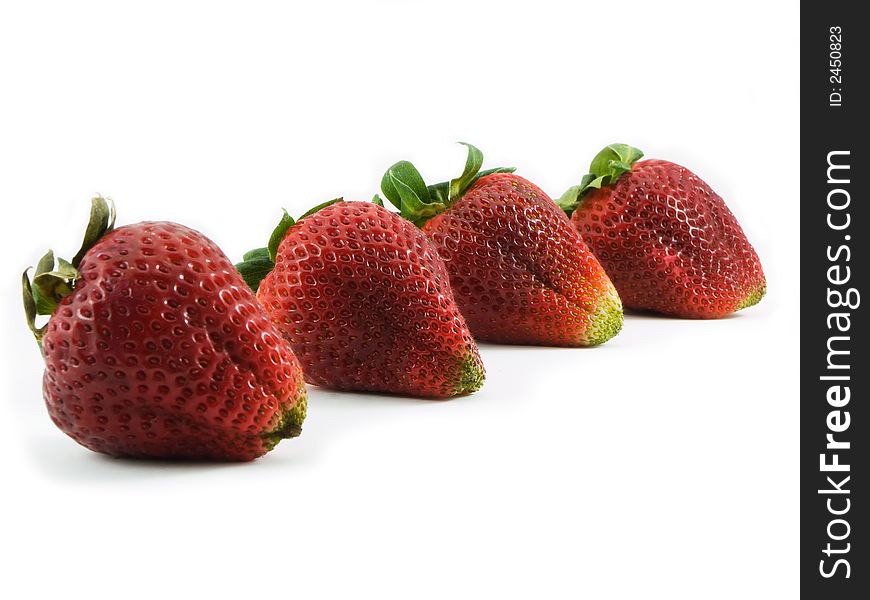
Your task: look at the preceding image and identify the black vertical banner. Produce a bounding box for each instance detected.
[801,3,867,597]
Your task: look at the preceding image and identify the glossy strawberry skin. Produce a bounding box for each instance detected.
[570,160,766,318]
[422,173,622,346]
[256,202,483,398]
[41,222,307,461]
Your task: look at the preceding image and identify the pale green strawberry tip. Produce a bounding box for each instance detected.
[736,279,767,311]
[455,354,485,396]
[261,384,308,451]
[584,285,624,346]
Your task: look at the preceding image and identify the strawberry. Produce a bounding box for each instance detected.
[22,198,307,461]
[236,200,484,398]
[557,144,766,318]
[376,144,623,347]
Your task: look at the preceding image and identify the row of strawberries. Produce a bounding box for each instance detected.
[23,143,766,461]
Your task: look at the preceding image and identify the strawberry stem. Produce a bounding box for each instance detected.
[557,143,644,216]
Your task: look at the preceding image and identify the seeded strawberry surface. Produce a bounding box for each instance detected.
[423,173,622,346]
[256,201,484,398]
[570,160,766,318]
[41,222,307,461]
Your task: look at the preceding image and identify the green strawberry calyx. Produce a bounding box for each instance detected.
[235,198,343,292]
[22,196,116,349]
[556,143,644,217]
[376,143,515,227]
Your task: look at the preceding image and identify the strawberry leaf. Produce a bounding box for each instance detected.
[22,269,46,348]
[239,199,344,292]
[23,198,117,350]
[588,144,643,185]
[234,257,275,293]
[380,161,447,226]
[556,184,584,216]
[298,197,343,221]
[72,196,115,268]
[448,142,484,200]
[380,143,514,228]
[267,210,295,262]
[381,161,430,210]
[558,143,644,217]
[35,250,55,276]
[32,269,77,308]
[242,247,270,262]
[476,166,516,179]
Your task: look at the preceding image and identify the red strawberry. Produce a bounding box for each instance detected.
[23,198,307,461]
[558,144,766,318]
[236,200,484,398]
[376,144,622,347]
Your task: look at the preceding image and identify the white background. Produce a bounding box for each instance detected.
[0,1,799,598]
